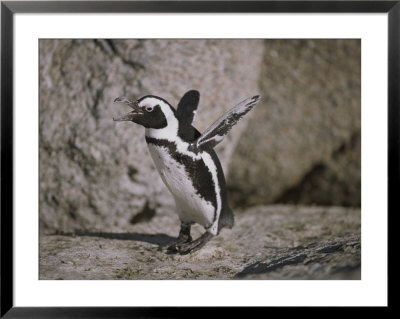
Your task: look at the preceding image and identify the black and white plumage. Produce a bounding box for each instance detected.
[113,90,260,254]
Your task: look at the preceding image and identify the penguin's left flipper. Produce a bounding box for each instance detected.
[176,90,200,125]
[176,232,214,255]
[193,95,260,150]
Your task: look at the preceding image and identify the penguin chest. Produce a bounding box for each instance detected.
[147,143,216,227]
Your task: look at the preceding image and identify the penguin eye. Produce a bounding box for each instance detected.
[145,105,154,112]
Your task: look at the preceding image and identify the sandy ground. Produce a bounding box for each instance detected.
[39,205,361,280]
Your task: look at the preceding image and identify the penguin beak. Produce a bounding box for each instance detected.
[113,97,144,121]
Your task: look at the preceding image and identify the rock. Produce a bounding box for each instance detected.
[227,39,361,208]
[275,132,361,207]
[39,39,264,232]
[39,205,361,280]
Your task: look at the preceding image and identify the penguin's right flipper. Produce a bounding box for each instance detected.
[193,95,260,150]
[176,90,200,125]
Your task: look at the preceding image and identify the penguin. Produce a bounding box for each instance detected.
[113,90,260,254]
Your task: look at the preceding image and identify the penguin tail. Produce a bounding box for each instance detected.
[218,207,235,232]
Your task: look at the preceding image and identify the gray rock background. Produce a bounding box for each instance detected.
[228,40,361,208]
[39,39,360,233]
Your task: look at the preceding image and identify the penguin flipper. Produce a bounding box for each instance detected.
[177,90,200,125]
[194,95,260,150]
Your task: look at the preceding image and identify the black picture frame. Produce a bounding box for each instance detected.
[1,1,396,317]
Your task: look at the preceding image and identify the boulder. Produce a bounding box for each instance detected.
[227,40,361,207]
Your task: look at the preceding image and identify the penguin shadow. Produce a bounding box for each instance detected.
[53,231,175,248]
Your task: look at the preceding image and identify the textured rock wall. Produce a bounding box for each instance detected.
[228,40,361,208]
[39,39,264,232]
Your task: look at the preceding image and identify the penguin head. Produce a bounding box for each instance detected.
[113,95,173,129]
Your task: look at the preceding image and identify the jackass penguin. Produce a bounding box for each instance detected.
[113,90,260,254]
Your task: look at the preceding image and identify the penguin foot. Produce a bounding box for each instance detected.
[166,221,192,253]
[166,235,192,253]
[176,232,213,255]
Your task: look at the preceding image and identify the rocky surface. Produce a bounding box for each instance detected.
[39,205,361,280]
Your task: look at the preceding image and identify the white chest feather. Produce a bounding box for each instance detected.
[147,143,216,228]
